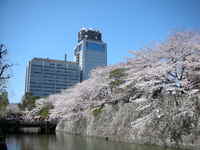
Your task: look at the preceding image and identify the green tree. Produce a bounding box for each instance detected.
[19,92,40,111]
[0,92,9,116]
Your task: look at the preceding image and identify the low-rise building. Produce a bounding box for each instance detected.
[25,58,80,97]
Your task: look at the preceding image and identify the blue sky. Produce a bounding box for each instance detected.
[0,0,200,103]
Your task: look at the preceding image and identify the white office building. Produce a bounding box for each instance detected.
[25,58,80,97]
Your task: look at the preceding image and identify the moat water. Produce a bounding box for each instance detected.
[6,133,181,150]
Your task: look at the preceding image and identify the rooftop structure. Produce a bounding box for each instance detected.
[78,28,102,42]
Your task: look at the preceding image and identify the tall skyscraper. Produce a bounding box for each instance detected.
[74,28,107,80]
[25,58,80,97]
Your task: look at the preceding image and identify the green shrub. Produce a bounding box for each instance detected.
[109,79,125,89]
[109,68,127,79]
[38,103,54,118]
[91,107,103,116]
[109,68,127,89]
[38,107,49,118]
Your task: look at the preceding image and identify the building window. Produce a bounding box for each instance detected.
[86,42,104,51]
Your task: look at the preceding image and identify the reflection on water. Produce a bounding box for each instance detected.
[6,132,180,150]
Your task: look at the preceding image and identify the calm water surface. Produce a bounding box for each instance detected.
[6,133,181,150]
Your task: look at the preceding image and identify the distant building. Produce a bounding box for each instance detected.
[25,28,107,97]
[25,58,80,97]
[74,28,107,80]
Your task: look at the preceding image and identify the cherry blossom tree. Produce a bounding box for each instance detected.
[31,31,200,121]
[128,31,200,90]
